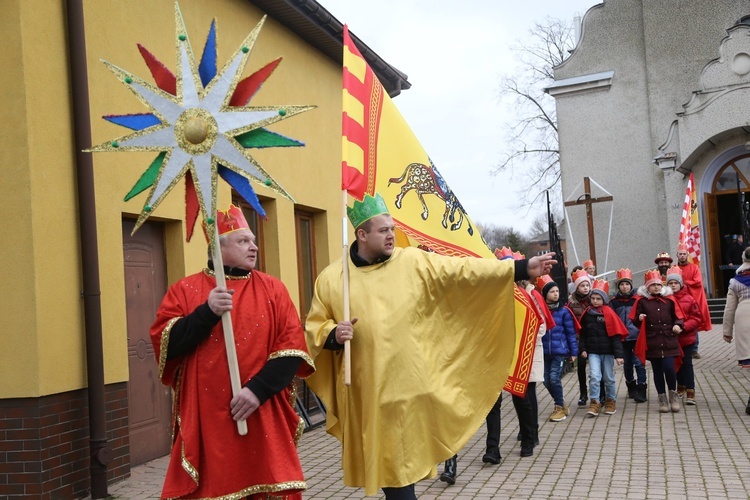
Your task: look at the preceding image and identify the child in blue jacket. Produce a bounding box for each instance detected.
[537,276,578,422]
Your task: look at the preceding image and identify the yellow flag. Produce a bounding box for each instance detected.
[342,26,537,395]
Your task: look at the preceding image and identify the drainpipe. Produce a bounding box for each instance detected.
[65,0,111,497]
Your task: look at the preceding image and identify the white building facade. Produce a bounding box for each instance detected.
[549,0,750,296]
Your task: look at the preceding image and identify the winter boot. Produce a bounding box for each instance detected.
[626,380,637,400]
[658,393,670,413]
[634,384,647,403]
[669,390,681,413]
[440,455,457,485]
[677,385,686,398]
[685,389,697,406]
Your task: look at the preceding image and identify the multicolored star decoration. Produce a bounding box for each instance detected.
[87,3,315,244]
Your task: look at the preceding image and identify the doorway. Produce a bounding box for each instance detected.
[704,153,750,297]
[122,219,172,465]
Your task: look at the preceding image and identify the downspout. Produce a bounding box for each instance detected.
[65,0,111,497]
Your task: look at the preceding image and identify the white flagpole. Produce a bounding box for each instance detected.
[342,189,352,386]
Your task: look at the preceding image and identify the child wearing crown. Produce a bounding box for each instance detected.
[579,280,627,417]
[537,275,578,422]
[666,266,702,406]
[568,269,593,406]
[631,270,685,413]
[609,269,648,403]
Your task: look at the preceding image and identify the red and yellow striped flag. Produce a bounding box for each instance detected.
[341,26,537,396]
[679,173,701,265]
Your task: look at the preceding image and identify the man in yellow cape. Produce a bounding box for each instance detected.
[305,194,555,498]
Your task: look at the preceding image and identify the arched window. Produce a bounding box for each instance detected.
[711,153,750,193]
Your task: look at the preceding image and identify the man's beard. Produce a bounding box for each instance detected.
[658,265,670,275]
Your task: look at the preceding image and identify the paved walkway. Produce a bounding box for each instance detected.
[94,328,750,499]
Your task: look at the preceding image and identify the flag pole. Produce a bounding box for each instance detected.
[212,227,249,436]
[342,189,352,386]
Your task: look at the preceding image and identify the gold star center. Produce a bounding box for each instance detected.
[174,108,218,155]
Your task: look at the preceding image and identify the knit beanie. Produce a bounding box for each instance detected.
[572,269,590,289]
[590,279,610,304]
[542,281,558,298]
[666,267,683,286]
[589,288,610,304]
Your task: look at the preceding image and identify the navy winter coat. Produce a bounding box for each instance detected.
[542,304,579,356]
[609,293,640,342]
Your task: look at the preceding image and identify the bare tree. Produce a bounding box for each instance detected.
[478,223,530,256]
[527,208,564,238]
[494,17,577,206]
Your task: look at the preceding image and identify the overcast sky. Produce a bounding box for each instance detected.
[321,0,600,234]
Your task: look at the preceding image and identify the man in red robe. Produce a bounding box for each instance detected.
[150,205,314,499]
[676,244,712,333]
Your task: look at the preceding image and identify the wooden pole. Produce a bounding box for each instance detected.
[563,176,612,268]
[342,190,352,386]
[584,177,596,267]
[212,229,248,436]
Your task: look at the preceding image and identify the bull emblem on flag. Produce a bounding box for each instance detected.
[388,160,474,236]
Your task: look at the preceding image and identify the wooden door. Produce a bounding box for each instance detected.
[122,219,172,465]
[704,194,722,297]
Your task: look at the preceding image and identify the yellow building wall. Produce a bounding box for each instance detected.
[0,0,347,398]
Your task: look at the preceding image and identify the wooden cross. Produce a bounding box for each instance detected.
[564,177,613,268]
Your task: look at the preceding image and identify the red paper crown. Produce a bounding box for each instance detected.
[202,204,250,241]
[644,269,662,286]
[494,247,525,260]
[592,279,609,294]
[616,268,633,281]
[572,269,589,284]
[535,274,555,293]
[676,243,688,252]
[667,266,683,277]
[654,252,673,264]
[583,259,595,269]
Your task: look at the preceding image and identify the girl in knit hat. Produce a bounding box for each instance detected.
[631,270,685,413]
[568,269,592,406]
[666,266,702,406]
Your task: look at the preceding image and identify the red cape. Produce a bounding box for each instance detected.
[582,305,628,339]
[151,270,314,499]
[629,294,685,367]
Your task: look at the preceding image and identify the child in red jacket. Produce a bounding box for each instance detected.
[666,266,702,406]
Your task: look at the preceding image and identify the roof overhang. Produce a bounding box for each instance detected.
[545,70,614,98]
[248,0,412,97]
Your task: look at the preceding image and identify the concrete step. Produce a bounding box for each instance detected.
[708,298,725,324]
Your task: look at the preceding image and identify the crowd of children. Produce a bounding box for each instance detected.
[551,247,710,418]
[440,245,716,486]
